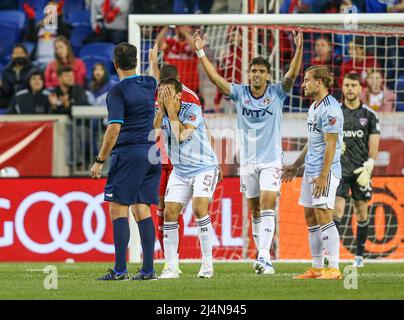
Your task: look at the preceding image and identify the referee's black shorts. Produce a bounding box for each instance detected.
[336,176,372,201]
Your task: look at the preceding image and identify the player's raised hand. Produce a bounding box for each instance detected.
[293,28,303,49]
[148,43,158,65]
[193,29,207,51]
[282,164,298,183]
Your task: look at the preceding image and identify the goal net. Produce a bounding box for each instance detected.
[129,13,404,262]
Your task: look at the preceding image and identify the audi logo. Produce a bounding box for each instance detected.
[13,191,114,254]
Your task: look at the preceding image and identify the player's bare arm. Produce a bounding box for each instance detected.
[148,43,160,81]
[154,89,165,141]
[281,28,303,93]
[313,132,337,197]
[368,133,380,161]
[193,29,231,96]
[91,123,121,179]
[282,143,308,182]
[162,85,196,142]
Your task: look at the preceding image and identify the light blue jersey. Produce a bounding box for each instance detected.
[305,94,344,179]
[161,102,218,177]
[229,83,289,164]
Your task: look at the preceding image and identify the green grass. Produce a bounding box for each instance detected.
[0,262,403,300]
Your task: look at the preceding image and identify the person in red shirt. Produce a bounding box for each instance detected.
[45,36,87,89]
[156,26,200,94]
[340,37,380,86]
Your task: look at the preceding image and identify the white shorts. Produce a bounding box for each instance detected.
[164,167,219,205]
[240,159,282,199]
[298,171,340,209]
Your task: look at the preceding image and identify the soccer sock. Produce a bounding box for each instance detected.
[156,209,164,253]
[356,219,369,257]
[196,215,213,262]
[138,217,156,274]
[320,221,340,269]
[112,217,130,274]
[258,210,275,262]
[178,213,184,255]
[252,217,261,253]
[163,221,179,270]
[333,217,341,235]
[308,225,324,269]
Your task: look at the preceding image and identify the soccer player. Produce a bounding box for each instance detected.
[283,65,344,280]
[333,72,380,268]
[193,28,303,274]
[91,43,161,281]
[154,78,219,279]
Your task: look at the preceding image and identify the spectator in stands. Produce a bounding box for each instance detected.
[361,69,395,112]
[23,0,71,69]
[156,26,200,93]
[0,44,35,109]
[340,37,380,85]
[44,36,87,89]
[8,70,51,114]
[173,0,204,13]
[86,62,116,106]
[48,66,88,115]
[84,0,130,44]
[365,0,404,13]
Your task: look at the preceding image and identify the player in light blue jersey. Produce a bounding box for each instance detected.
[154,78,219,279]
[283,65,343,280]
[194,28,303,274]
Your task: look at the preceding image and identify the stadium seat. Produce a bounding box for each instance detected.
[0,22,21,64]
[0,10,25,30]
[80,42,115,79]
[70,25,93,56]
[63,0,85,14]
[65,9,91,27]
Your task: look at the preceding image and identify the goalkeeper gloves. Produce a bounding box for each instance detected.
[353,158,375,187]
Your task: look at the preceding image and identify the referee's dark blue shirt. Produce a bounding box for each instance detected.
[106,75,157,147]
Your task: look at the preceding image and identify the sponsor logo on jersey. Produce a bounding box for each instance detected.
[242,107,273,118]
[243,99,251,105]
[359,118,368,126]
[188,113,197,121]
[328,116,337,125]
[343,130,364,138]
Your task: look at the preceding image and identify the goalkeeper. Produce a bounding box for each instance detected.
[333,73,380,268]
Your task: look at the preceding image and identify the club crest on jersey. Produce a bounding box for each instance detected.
[328,116,337,126]
[243,99,251,105]
[263,97,271,106]
[187,113,197,122]
[359,118,368,126]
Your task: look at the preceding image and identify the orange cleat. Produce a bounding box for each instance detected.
[293,267,323,279]
[316,267,342,280]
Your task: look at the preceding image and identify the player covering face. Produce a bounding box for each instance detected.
[283,65,344,280]
[193,28,303,275]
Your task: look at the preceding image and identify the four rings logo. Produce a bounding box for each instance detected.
[0,191,114,254]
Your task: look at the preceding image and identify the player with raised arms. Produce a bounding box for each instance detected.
[91,43,161,281]
[333,72,380,268]
[283,65,343,280]
[193,28,303,274]
[155,77,219,279]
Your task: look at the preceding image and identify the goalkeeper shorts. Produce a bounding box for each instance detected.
[336,176,372,201]
[298,170,340,210]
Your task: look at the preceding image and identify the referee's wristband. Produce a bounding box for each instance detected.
[95,156,105,164]
[196,49,205,58]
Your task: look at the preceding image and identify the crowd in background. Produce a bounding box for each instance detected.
[0,0,403,116]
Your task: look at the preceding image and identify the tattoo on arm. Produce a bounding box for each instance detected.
[281,77,294,92]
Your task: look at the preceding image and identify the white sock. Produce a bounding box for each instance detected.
[196,215,213,262]
[252,217,261,253]
[308,225,324,269]
[163,222,179,270]
[320,221,340,269]
[258,210,275,262]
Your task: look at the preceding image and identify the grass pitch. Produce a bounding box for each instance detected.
[0,262,403,300]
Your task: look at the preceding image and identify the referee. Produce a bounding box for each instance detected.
[333,72,380,268]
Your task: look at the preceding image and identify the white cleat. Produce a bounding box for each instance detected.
[353,256,364,268]
[198,261,214,279]
[163,261,183,274]
[254,257,275,275]
[159,266,179,279]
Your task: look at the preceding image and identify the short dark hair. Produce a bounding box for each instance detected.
[249,56,271,73]
[57,65,73,76]
[114,42,137,70]
[344,72,361,83]
[13,43,28,55]
[160,64,178,81]
[158,77,182,94]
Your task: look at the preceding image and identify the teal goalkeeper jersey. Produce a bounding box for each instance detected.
[228,83,289,165]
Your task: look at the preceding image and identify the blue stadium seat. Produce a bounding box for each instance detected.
[70,25,93,56]
[0,10,25,30]
[0,22,21,63]
[65,9,91,27]
[63,0,85,14]
[80,42,115,79]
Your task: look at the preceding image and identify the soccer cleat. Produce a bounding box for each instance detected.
[253,257,275,275]
[132,269,158,281]
[353,256,364,268]
[198,261,214,279]
[96,268,129,281]
[293,267,323,279]
[163,261,183,274]
[316,267,342,280]
[159,266,179,279]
